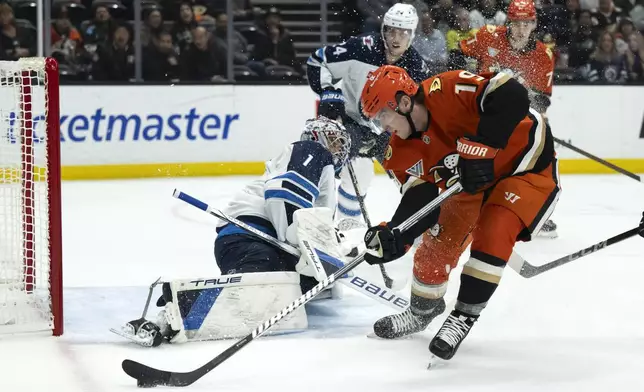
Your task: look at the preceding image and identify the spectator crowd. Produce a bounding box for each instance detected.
[349,0,644,82]
[0,0,642,83]
[0,0,299,82]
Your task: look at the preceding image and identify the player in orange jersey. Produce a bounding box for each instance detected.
[359,65,560,361]
[457,0,554,113]
[455,0,559,238]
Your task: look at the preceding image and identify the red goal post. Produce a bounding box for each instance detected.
[0,57,62,336]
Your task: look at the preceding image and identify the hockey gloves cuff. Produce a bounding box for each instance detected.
[364,222,408,265]
[318,87,345,122]
[456,136,499,194]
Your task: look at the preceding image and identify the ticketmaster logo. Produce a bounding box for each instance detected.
[2,108,240,143]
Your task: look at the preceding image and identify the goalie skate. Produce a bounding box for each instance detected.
[373,297,445,339]
[110,318,164,347]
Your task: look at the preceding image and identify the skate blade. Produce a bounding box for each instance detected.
[536,230,558,239]
[426,354,448,370]
[366,332,413,340]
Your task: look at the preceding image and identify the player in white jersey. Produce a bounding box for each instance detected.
[114,118,353,347]
[307,3,430,231]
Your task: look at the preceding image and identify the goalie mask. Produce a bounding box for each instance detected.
[301,117,351,174]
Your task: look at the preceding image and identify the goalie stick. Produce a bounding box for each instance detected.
[121,183,463,388]
[554,137,642,183]
[508,226,641,278]
[346,160,399,290]
[172,190,410,311]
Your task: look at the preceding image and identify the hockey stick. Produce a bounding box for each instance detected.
[554,137,642,183]
[122,183,463,387]
[508,227,641,278]
[172,190,410,311]
[346,160,398,290]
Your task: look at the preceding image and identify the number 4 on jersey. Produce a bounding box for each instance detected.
[333,46,347,56]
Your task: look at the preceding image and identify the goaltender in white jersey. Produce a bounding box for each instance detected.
[112,118,356,347]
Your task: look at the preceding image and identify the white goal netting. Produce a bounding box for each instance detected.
[0,58,59,335]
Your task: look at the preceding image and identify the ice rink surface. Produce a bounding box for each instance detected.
[2,173,643,392]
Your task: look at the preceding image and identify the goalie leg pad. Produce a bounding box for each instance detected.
[159,271,308,342]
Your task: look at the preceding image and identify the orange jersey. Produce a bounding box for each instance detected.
[459,25,555,96]
[383,70,552,192]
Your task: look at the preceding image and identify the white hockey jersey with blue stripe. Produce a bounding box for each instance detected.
[216,141,337,243]
[307,33,430,129]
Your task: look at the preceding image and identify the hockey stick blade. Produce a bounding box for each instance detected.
[122,359,174,387]
[508,227,640,278]
[123,331,252,388]
[121,184,462,387]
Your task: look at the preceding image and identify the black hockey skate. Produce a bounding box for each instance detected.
[373,297,445,339]
[429,310,478,360]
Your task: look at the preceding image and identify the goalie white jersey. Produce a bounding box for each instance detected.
[216,140,338,243]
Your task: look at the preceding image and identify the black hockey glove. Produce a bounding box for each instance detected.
[318,87,345,121]
[638,212,644,238]
[456,136,499,194]
[364,222,408,265]
[357,131,392,163]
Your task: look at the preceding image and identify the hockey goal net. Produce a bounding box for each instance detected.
[0,58,62,336]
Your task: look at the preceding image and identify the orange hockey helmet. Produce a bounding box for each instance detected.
[361,65,419,122]
[507,0,536,21]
